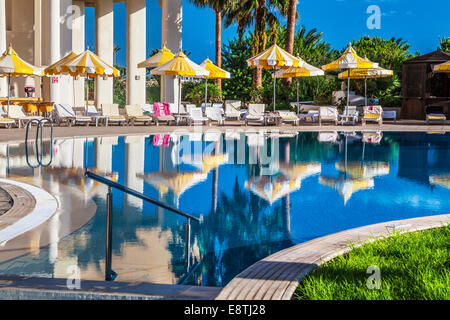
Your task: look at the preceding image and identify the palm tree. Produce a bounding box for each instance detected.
[282,0,298,87]
[188,0,234,89]
[224,0,288,89]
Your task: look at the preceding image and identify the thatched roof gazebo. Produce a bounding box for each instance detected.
[402,48,450,119]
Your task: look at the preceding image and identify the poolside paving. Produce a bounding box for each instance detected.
[1,120,448,143]
[215,214,450,300]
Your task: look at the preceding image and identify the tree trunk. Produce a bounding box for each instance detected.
[282,0,298,88]
[215,9,222,89]
[252,0,266,90]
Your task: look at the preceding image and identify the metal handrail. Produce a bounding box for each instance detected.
[85,170,200,281]
[25,118,53,168]
[85,171,201,222]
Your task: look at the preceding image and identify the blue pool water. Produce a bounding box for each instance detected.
[0,131,449,287]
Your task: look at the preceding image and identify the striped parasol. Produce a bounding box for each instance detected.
[200,57,231,104]
[247,44,303,69]
[0,46,45,116]
[138,45,175,68]
[61,49,120,78]
[273,60,325,110]
[151,52,209,115]
[322,44,378,109]
[54,49,120,109]
[433,60,450,73]
[247,44,303,112]
[338,66,393,106]
[44,51,80,76]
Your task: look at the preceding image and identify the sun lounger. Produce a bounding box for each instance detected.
[168,102,188,115]
[185,104,197,114]
[382,110,397,123]
[101,103,127,126]
[278,111,299,126]
[317,131,338,143]
[188,107,210,126]
[225,102,242,121]
[141,104,154,115]
[319,106,338,126]
[153,102,175,126]
[3,105,43,128]
[206,107,225,125]
[125,105,152,126]
[426,106,446,124]
[245,104,265,126]
[362,105,383,125]
[53,104,92,127]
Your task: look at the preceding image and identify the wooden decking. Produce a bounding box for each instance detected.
[216,214,450,300]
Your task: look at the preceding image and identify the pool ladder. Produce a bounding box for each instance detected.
[85,171,201,282]
[25,118,53,168]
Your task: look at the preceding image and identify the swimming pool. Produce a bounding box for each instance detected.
[0,130,449,287]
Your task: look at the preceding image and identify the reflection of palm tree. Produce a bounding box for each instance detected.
[187,178,295,287]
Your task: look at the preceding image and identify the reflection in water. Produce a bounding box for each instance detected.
[0,131,449,287]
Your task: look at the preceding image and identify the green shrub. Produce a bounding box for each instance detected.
[185,82,223,105]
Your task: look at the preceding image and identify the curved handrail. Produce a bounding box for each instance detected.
[25,118,53,168]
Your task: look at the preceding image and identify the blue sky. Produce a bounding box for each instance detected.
[85,0,449,67]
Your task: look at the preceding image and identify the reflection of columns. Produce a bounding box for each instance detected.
[95,0,114,109]
[282,142,291,237]
[49,0,60,103]
[126,0,147,105]
[160,0,182,103]
[72,0,85,107]
[0,0,6,97]
[125,136,145,209]
[94,138,113,173]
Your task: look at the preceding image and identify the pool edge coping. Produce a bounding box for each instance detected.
[215,213,450,300]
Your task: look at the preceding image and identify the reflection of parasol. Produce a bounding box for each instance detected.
[335,162,389,179]
[245,175,302,205]
[280,162,322,180]
[429,174,450,189]
[138,171,208,206]
[319,176,374,204]
[181,153,228,173]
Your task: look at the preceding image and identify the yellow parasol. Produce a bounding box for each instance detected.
[433,61,450,73]
[137,45,176,68]
[273,59,325,112]
[44,51,81,108]
[247,43,303,112]
[200,57,231,104]
[151,52,209,115]
[51,49,120,109]
[322,44,378,110]
[0,46,45,116]
[338,65,393,106]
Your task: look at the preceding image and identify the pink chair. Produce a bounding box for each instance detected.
[153,134,171,147]
[152,102,175,126]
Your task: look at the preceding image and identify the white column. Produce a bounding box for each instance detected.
[0,0,7,98]
[95,0,114,110]
[60,0,74,106]
[126,0,147,105]
[49,0,61,103]
[161,0,182,104]
[72,0,85,107]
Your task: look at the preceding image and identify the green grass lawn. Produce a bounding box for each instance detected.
[294,224,450,300]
